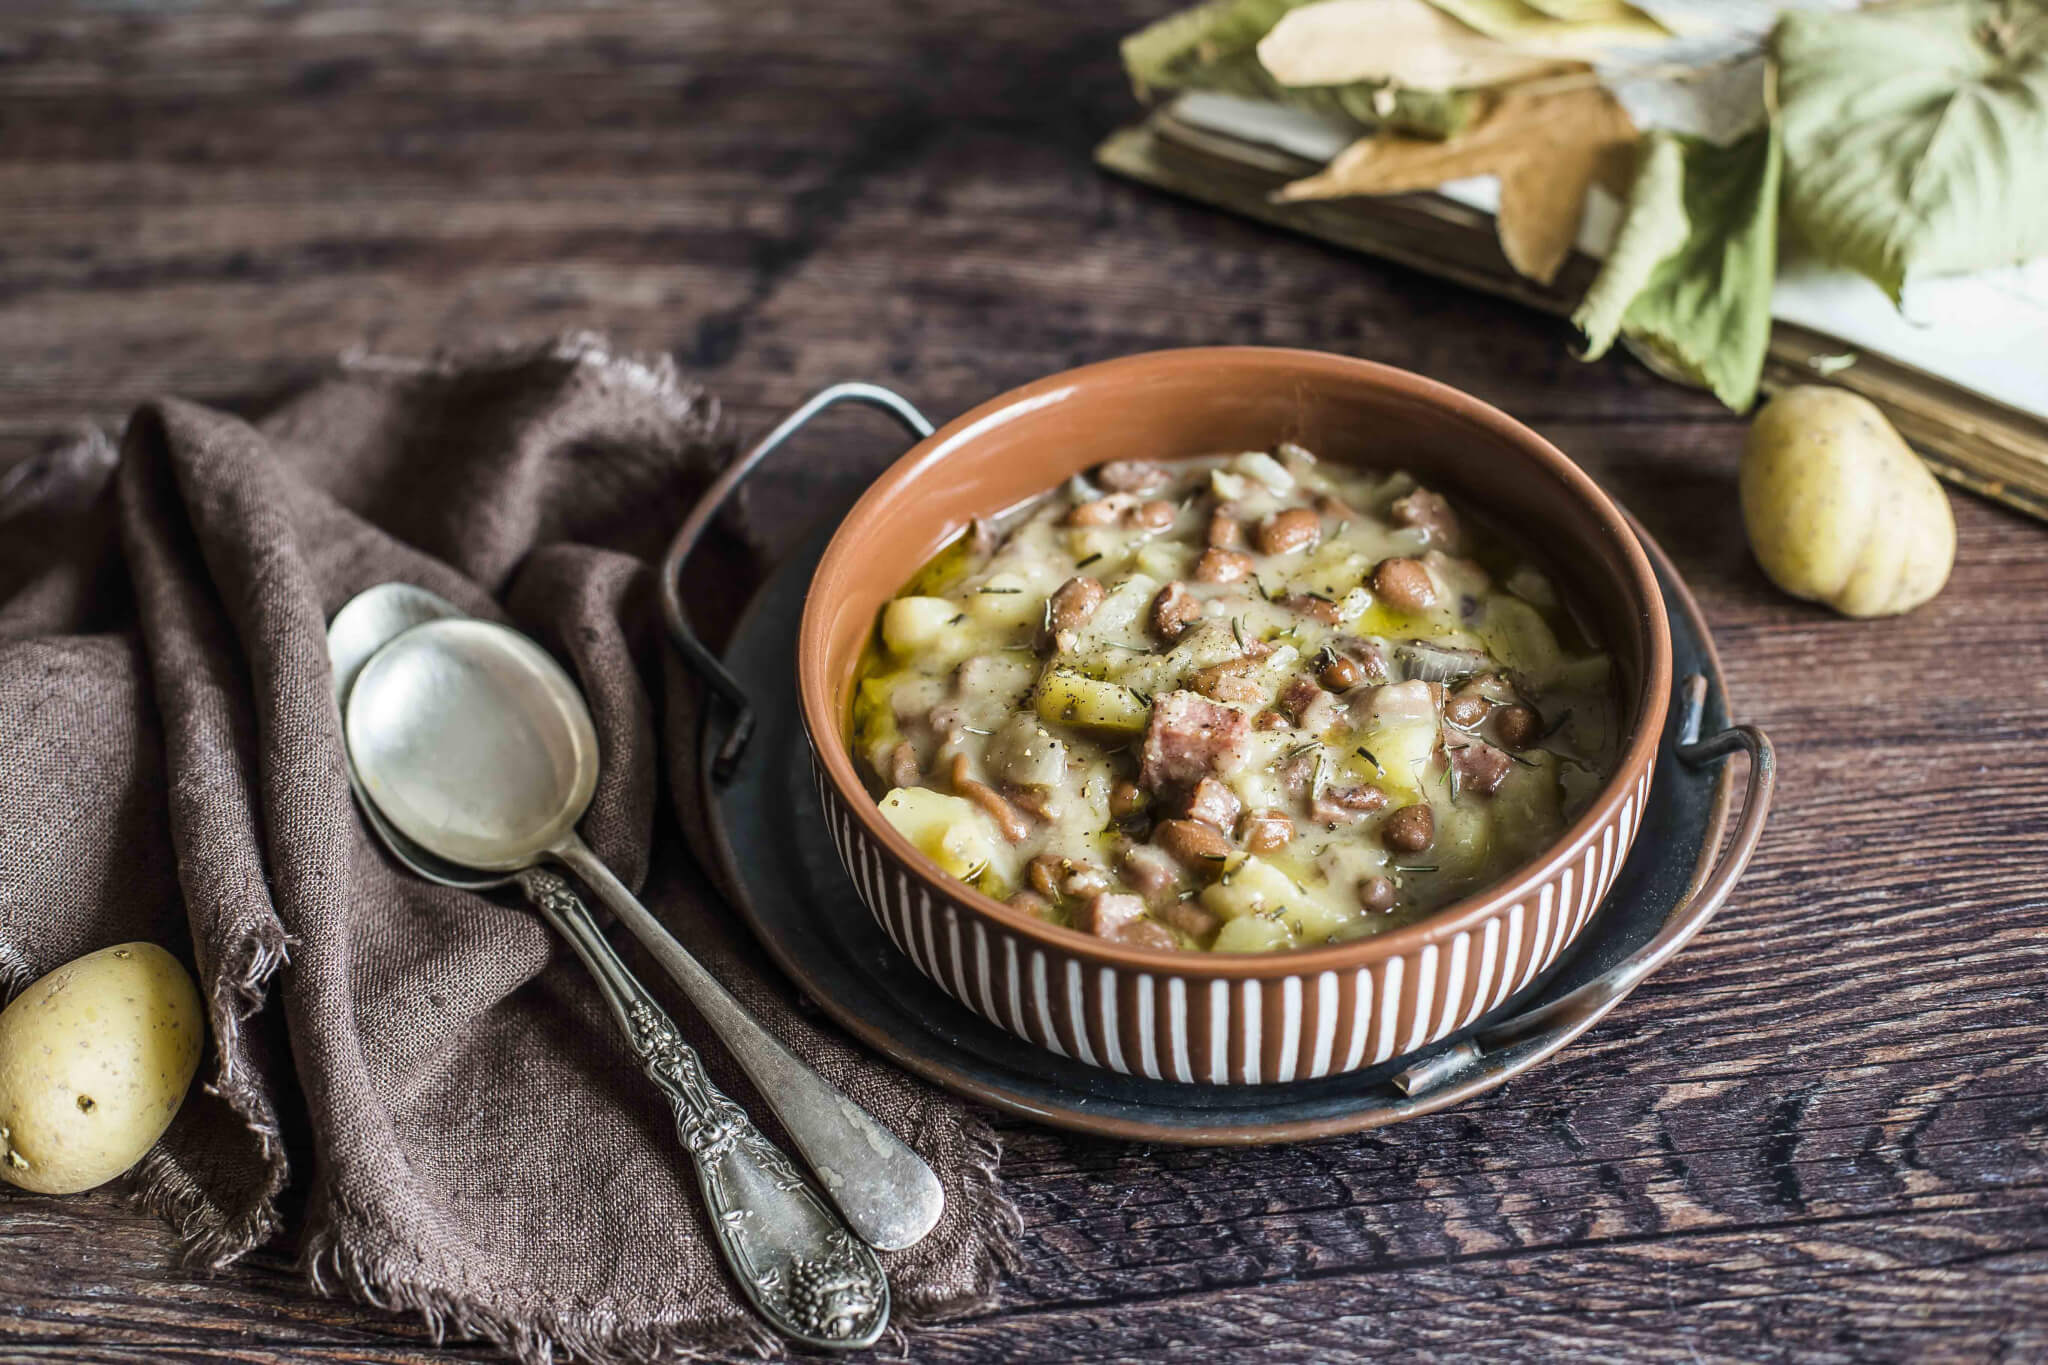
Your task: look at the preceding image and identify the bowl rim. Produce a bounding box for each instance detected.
[797,346,1673,980]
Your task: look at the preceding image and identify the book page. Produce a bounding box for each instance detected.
[1171,92,2048,420]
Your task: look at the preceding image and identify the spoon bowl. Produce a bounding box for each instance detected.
[328,584,503,892]
[328,581,471,708]
[348,618,599,871]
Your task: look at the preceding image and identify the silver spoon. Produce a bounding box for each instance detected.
[340,607,944,1253]
[327,587,893,1350]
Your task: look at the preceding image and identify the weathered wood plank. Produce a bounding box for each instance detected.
[2,1,2044,1362]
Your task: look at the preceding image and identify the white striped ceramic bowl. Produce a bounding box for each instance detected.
[798,349,1671,1085]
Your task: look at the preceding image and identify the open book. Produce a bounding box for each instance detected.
[1097,92,2048,524]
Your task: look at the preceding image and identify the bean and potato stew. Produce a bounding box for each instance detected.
[851,445,1619,954]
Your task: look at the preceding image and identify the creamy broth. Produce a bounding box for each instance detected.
[851,446,1619,953]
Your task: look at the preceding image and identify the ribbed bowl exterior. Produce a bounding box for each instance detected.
[795,352,1673,1087]
[812,747,1650,1085]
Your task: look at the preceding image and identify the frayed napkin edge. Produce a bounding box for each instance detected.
[291,1107,1021,1365]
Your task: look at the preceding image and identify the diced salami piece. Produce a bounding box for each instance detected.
[1277,744,1321,798]
[1121,842,1184,904]
[1311,784,1389,825]
[1140,690,1251,791]
[1113,918,1181,950]
[1191,655,1264,705]
[1277,677,1320,722]
[1080,892,1150,937]
[1096,460,1171,494]
[1151,581,1202,641]
[1178,776,1244,832]
[1278,677,1346,736]
[1007,889,1057,921]
[1158,898,1223,941]
[1240,809,1293,853]
[1278,593,1343,625]
[1448,738,1514,796]
[1066,493,1137,527]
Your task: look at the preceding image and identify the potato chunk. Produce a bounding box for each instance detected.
[878,786,1004,883]
[1356,718,1437,796]
[882,596,964,655]
[1200,856,1308,922]
[966,573,1041,630]
[1033,667,1151,735]
[1212,915,1295,953]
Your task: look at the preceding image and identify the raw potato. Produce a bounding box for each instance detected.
[0,942,203,1195]
[1740,387,1955,618]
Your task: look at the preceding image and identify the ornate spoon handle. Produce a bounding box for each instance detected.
[518,870,890,1351]
[549,836,943,1251]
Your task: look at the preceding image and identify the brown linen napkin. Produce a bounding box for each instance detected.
[0,335,1018,1362]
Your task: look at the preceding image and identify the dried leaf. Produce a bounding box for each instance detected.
[1532,1,1848,138]
[1572,132,1689,356]
[1424,0,1672,57]
[1774,0,2048,300]
[1276,83,1638,284]
[1574,124,1782,409]
[1525,0,1642,18]
[1257,0,1577,90]
[1122,0,1483,138]
[1123,0,1307,100]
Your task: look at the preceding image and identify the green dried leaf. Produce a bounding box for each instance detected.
[1573,122,1781,409]
[1122,0,1305,99]
[1774,0,2048,300]
[1573,131,1689,357]
[1423,0,1671,57]
[1288,83,1483,141]
[1121,0,1484,139]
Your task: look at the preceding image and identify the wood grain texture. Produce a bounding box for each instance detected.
[2,2,2044,1362]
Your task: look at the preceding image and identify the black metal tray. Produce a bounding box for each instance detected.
[675,394,1772,1142]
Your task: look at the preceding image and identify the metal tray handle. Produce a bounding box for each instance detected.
[661,382,934,781]
[1395,674,1775,1095]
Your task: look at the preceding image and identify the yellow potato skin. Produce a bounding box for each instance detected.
[1740,387,1955,618]
[0,942,204,1194]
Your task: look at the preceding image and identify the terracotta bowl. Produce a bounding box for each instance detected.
[798,348,1671,1085]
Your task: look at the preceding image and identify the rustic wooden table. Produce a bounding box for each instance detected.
[4,3,2044,1361]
